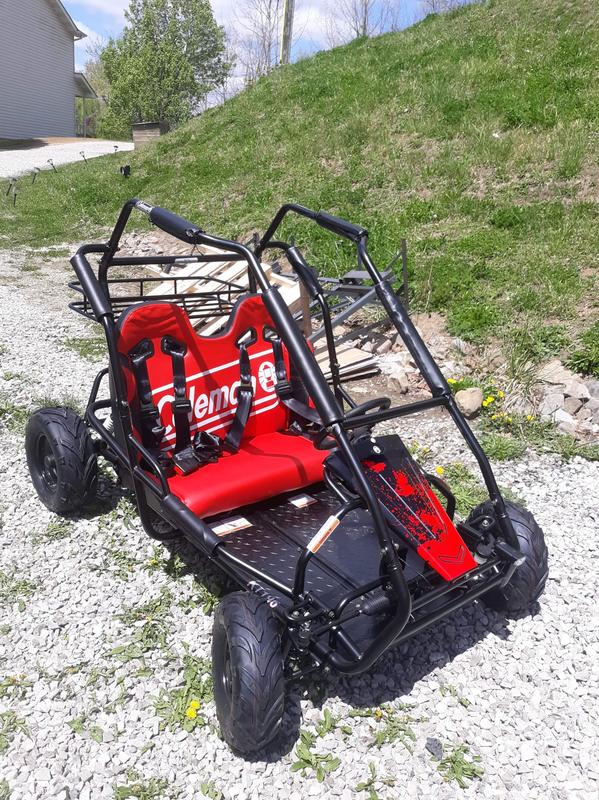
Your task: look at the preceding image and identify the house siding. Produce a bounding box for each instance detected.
[0,0,77,138]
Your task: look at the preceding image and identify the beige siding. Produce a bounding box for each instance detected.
[0,0,76,138]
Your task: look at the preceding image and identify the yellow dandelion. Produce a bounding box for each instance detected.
[526,414,534,422]
[507,416,513,423]
[491,414,497,420]
[434,465,445,477]
[189,699,201,710]
[447,378,457,384]
[375,709,383,719]
[498,390,505,399]
[185,707,197,720]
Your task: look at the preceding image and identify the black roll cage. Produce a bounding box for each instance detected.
[71,198,519,676]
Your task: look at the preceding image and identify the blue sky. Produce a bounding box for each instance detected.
[69,0,437,70]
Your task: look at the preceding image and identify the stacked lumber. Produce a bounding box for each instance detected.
[147,244,378,382]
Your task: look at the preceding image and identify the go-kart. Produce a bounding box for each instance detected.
[26,200,548,755]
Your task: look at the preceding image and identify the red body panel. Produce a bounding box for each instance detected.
[362,438,477,581]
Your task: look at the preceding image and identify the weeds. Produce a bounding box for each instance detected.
[0,675,32,700]
[0,711,28,755]
[436,743,484,788]
[291,729,341,783]
[145,548,188,580]
[68,714,104,744]
[114,771,177,800]
[0,570,36,611]
[0,778,9,799]
[439,683,471,708]
[314,708,352,738]
[154,648,213,732]
[199,782,223,800]
[0,395,29,433]
[108,619,169,664]
[350,705,419,753]
[38,517,73,543]
[484,414,599,462]
[179,585,219,616]
[355,762,396,800]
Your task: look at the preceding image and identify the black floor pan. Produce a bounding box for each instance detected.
[208,484,383,605]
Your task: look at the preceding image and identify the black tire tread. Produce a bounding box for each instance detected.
[26,407,97,514]
[212,591,284,754]
[467,500,549,615]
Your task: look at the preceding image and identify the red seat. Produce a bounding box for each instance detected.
[168,431,326,518]
[117,296,326,518]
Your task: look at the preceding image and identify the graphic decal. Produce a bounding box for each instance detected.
[361,437,477,581]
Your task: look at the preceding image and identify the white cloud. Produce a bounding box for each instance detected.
[293,3,330,46]
[69,0,128,22]
[74,19,106,69]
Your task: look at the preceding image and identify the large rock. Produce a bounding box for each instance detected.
[376,338,392,355]
[586,380,599,399]
[455,387,483,418]
[553,408,576,426]
[563,380,591,401]
[539,391,564,419]
[538,359,576,385]
[563,396,583,415]
[389,369,409,394]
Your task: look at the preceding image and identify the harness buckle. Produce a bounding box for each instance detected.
[275,379,293,397]
[172,397,192,414]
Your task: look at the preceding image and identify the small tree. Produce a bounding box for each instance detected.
[326,0,401,45]
[101,0,231,134]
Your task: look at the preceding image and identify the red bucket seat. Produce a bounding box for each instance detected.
[117,296,326,518]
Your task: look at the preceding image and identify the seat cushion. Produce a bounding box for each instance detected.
[167,431,326,519]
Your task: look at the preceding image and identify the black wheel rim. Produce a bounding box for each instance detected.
[222,642,233,700]
[38,436,57,491]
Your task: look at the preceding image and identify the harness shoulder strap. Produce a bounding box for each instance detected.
[270,335,321,425]
[128,339,166,451]
[223,335,254,453]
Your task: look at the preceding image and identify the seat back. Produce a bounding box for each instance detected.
[117,296,291,452]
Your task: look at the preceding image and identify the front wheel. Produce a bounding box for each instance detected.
[212,592,284,755]
[26,407,97,514]
[467,500,548,616]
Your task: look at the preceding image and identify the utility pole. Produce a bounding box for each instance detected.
[279,0,295,65]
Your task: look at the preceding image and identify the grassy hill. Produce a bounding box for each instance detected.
[2,0,598,370]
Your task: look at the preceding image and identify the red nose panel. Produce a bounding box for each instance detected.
[360,436,477,581]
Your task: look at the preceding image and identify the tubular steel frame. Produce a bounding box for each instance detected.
[71,198,520,676]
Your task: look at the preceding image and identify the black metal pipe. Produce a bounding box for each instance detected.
[341,396,447,430]
[292,498,362,597]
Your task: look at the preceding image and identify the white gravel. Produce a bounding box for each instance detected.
[0,140,134,179]
[0,249,598,799]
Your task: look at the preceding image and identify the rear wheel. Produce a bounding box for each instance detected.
[26,407,97,514]
[212,591,284,755]
[467,500,548,616]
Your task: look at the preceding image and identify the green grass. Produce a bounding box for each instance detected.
[483,414,599,461]
[478,431,526,461]
[1,0,597,357]
[566,320,599,377]
[62,334,106,361]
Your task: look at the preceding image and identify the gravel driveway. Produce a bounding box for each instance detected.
[0,249,597,800]
[0,139,134,179]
